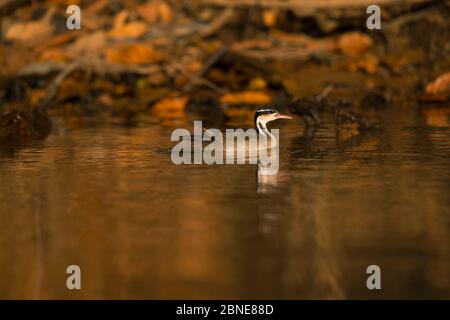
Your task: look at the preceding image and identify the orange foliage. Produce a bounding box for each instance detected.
[426,72,450,94]
[338,32,373,57]
[151,95,188,119]
[220,91,271,105]
[105,44,165,65]
[137,1,173,25]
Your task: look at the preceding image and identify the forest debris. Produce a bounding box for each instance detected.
[108,11,148,39]
[289,86,380,130]
[425,72,450,95]
[190,8,235,41]
[201,0,428,10]
[104,43,165,65]
[5,7,55,44]
[137,0,173,25]
[108,21,149,39]
[81,0,110,30]
[248,77,267,90]
[231,39,273,51]
[1,0,448,125]
[18,61,67,77]
[182,44,228,93]
[17,60,162,80]
[348,55,379,74]
[338,32,373,57]
[28,89,47,107]
[231,32,336,61]
[65,31,108,57]
[262,9,277,27]
[147,71,167,86]
[36,31,82,52]
[39,49,70,62]
[420,72,450,102]
[151,95,188,119]
[57,78,90,101]
[220,91,271,105]
[39,60,80,109]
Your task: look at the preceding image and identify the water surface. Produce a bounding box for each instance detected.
[0,106,449,299]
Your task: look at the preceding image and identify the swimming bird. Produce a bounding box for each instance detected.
[165,108,292,174]
[176,108,292,144]
[201,108,292,158]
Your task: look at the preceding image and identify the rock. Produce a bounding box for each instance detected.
[0,111,33,144]
[0,109,51,145]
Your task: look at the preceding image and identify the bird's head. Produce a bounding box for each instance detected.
[254,108,292,130]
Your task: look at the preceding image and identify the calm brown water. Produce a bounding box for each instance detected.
[0,106,449,299]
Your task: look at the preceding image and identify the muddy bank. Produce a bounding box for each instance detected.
[0,0,449,145]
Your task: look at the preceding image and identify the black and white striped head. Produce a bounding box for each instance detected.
[254,108,292,134]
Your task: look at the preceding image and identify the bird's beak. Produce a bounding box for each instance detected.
[276,114,292,120]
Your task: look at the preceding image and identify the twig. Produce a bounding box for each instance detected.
[37,61,79,112]
[190,8,235,41]
[173,61,226,94]
[29,59,161,111]
[315,84,334,102]
[182,44,229,93]
[18,60,161,78]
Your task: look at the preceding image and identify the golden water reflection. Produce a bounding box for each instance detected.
[0,107,449,299]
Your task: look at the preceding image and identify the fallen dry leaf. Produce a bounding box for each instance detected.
[348,55,379,74]
[108,11,149,39]
[66,31,108,57]
[109,21,149,39]
[187,61,203,74]
[137,0,173,25]
[5,9,55,44]
[420,72,450,102]
[248,78,267,90]
[39,49,70,62]
[104,43,165,65]
[338,32,373,57]
[220,91,271,105]
[36,31,81,52]
[263,9,277,28]
[425,72,450,94]
[151,95,188,119]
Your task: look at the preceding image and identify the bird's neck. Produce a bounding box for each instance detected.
[256,120,276,146]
